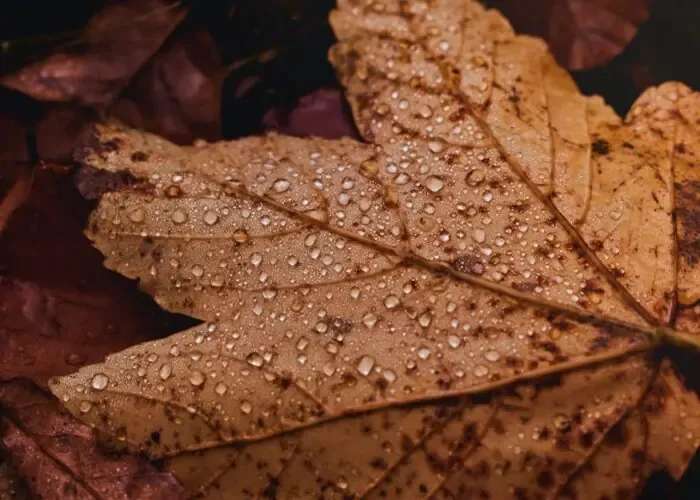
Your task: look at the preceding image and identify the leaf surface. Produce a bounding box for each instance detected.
[51,0,700,498]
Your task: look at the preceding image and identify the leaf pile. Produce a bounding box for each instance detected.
[46,0,700,498]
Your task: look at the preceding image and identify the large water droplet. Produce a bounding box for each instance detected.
[240,400,252,414]
[246,352,264,368]
[357,355,375,376]
[215,382,228,396]
[79,401,92,413]
[128,208,145,223]
[90,373,109,391]
[363,313,378,328]
[384,295,400,309]
[159,364,172,380]
[418,312,432,328]
[485,350,500,362]
[425,176,444,193]
[272,179,290,193]
[191,265,204,277]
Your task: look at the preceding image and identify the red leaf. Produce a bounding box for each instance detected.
[0,379,185,499]
[487,0,651,69]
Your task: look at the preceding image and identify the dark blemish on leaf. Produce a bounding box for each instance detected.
[131,151,148,162]
[536,470,553,488]
[592,139,611,155]
[150,431,161,444]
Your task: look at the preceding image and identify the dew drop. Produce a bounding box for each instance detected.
[473,365,489,377]
[425,176,444,193]
[270,178,291,194]
[128,208,145,223]
[246,352,264,368]
[233,229,249,243]
[203,211,219,225]
[428,141,445,154]
[418,312,432,328]
[383,369,397,383]
[484,350,500,362]
[90,373,109,391]
[215,383,228,396]
[472,229,486,243]
[172,209,188,224]
[417,346,431,360]
[363,313,378,328]
[466,169,485,186]
[159,364,172,380]
[251,253,263,267]
[384,295,400,309]
[240,400,252,414]
[419,105,433,118]
[357,355,375,376]
[191,265,204,277]
[189,370,206,386]
[447,335,461,349]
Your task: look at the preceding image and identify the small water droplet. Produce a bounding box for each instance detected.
[425,176,444,193]
[203,211,219,225]
[363,313,378,328]
[191,265,204,277]
[240,400,252,414]
[273,179,291,193]
[384,295,400,309]
[428,141,445,154]
[417,346,431,360]
[128,208,145,223]
[484,350,500,362]
[246,352,264,367]
[418,312,432,328]
[159,364,172,380]
[79,401,92,413]
[383,369,397,383]
[466,169,485,186]
[473,365,489,377]
[172,209,188,224]
[472,229,486,243]
[215,382,228,396]
[233,229,249,243]
[251,253,263,266]
[357,355,375,376]
[447,335,461,348]
[189,370,206,386]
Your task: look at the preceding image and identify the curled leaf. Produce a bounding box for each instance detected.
[52,1,699,498]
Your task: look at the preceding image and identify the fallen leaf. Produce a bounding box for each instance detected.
[110,26,226,145]
[262,87,361,140]
[0,379,185,499]
[0,168,193,386]
[485,0,651,70]
[0,0,186,109]
[51,1,700,498]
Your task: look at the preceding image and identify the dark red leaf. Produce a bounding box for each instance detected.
[0,379,185,499]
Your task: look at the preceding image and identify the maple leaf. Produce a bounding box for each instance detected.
[50,1,700,498]
[0,379,185,499]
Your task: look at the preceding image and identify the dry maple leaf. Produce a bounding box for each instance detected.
[50,1,700,498]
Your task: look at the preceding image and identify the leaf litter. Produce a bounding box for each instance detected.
[48,1,700,498]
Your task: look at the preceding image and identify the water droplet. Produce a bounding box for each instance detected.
[215,383,228,396]
[383,369,397,383]
[203,211,219,225]
[474,365,489,377]
[128,208,145,223]
[91,373,109,391]
[554,413,571,431]
[246,352,264,367]
[417,346,431,360]
[233,229,249,243]
[418,312,432,328]
[296,337,309,351]
[384,295,400,309]
[240,400,252,414]
[419,105,433,118]
[466,169,485,186]
[172,209,188,224]
[484,350,500,362]
[189,370,206,386]
[211,275,224,287]
[191,265,204,277]
[472,229,486,243]
[273,179,291,193]
[447,335,461,349]
[79,401,92,413]
[357,355,375,376]
[159,364,172,380]
[363,313,378,328]
[425,176,444,193]
[251,253,263,267]
[428,141,445,154]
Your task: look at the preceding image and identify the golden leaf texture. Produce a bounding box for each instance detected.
[51,1,700,498]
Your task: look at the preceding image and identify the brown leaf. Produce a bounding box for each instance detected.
[486,0,651,70]
[1,0,186,108]
[51,1,700,498]
[0,379,185,499]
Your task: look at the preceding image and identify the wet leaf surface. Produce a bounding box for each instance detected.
[49,1,700,498]
[0,379,185,499]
